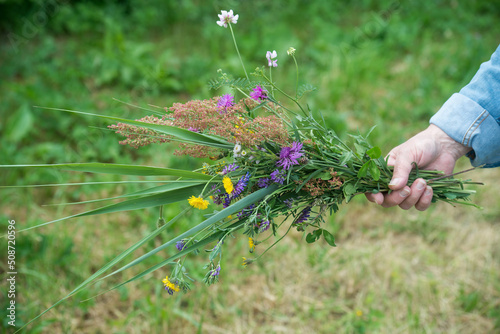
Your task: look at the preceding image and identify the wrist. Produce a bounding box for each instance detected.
[427,124,471,160]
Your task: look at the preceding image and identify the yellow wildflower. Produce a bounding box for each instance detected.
[188,196,209,210]
[162,276,180,292]
[248,237,255,253]
[355,310,363,317]
[223,176,234,194]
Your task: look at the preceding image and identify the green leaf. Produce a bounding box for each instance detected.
[306,229,322,243]
[369,160,381,181]
[0,163,213,179]
[34,107,233,149]
[357,161,370,178]
[322,230,337,247]
[366,146,382,159]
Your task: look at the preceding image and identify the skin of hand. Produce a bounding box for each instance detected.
[365,124,471,211]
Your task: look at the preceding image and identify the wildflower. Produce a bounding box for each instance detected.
[242,257,253,267]
[231,172,251,198]
[233,143,242,157]
[266,50,278,67]
[188,196,210,210]
[222,163,239,175]
[162,276,180,295]
[248,237,255,253]
[257,219,270,232]
[223,176,234,194]
[283,198,294,209]
[216,10,239,28]
[257,177,270,188]
[237,204,255,218]
[294,206,312,225]
[217,94,235,113]
[211,265,221,277]
[250,85,268,102]
[187,127,200,132]
[270,169,286,184]
[176,240,187,251]
[287,47,296,56]
[277,141,304,170]
[356,310,363,317]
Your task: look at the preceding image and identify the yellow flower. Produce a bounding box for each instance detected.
[188,196,209,210]
[248,237,255,253]
[355,310,363,317]
[162,276,180,292]
[223,176,234,194]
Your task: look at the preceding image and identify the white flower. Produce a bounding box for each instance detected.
[217,10,239,28]
[266,50,278,67]
[287,47,296,56]
[233,143,242,157]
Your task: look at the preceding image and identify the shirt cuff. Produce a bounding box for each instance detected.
[430,93,500,168]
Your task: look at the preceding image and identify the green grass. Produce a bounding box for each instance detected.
[1,1,500,333]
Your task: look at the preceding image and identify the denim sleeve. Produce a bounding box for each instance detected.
[430,44,500,168]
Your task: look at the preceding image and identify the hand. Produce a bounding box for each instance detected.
[366,124,471,210]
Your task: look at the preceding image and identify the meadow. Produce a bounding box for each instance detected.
[1,1,500,333]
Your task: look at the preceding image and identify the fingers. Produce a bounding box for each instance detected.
[388,154,414,191]
[369,178,433,211]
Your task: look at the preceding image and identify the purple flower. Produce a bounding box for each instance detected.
[270,169,286,184]
[257,177,270,188]
[216,10,239,28]
[250,85,268,101]
[222,163,239,175]
[211,265,221,277]
[187,127,200,132]
[257,220,270,232]
[277,141,303,170]
[238,204,255,218]
[283,198,294,209]
[217,94,235,113]
[232,172,250,198]
[294,206,311,225]
[175,240,187,251]
[266,50,278,67]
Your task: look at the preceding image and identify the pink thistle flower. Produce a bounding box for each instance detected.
[250,85,268,102]
[217,94,235,114]
[216,10,239,28]
[277,141,304,170]
[266,50,278,67]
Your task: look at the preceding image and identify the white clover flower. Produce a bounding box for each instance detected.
[217,10,239,28]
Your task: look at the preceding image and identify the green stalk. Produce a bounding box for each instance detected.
[228,23,250,82]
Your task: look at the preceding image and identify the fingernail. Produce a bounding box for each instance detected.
[425,186,432,196]
[400,188,410,198]
[389,178,401,187]
[416,180,426,190]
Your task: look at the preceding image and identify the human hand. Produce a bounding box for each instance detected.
[366,124,471,210]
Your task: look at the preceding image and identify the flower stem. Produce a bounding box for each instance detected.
[228,23,250,82]
[292,55,299,99]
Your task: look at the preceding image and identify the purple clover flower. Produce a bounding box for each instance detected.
[266,50,278,67]
[257,177,270,188]
[175,240,187,251]
[222,163,239,175]
[270,169,286,185]
[250,85,268,102]
[277,141,303,170]
[217,94,235,114]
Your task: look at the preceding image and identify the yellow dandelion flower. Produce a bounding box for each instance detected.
[162,276,180,292]
[188,196,210,210]
[355,310,363,317]
[223,176,234,194]
[248,237,255,253]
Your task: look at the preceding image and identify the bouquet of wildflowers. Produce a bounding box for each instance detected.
[5,9,480,328]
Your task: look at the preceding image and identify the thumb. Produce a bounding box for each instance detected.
[388,153,414,190]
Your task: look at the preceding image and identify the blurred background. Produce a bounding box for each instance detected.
[1,0,500,333]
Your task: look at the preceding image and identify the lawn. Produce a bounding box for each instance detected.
[1,1,500,333]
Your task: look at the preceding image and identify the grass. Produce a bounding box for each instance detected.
[1,0,500,333]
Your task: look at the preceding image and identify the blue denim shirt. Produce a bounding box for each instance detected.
[430,44,500,168]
